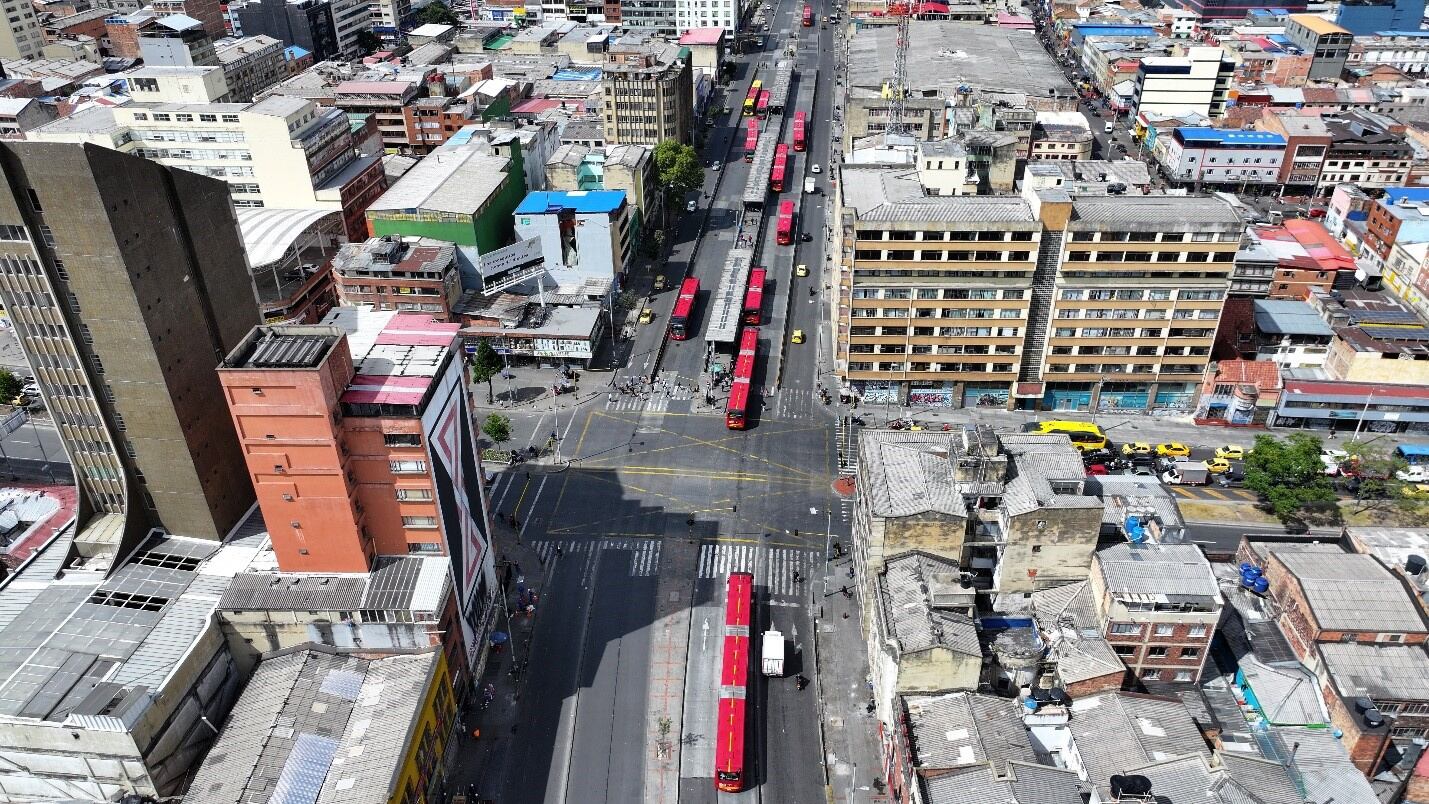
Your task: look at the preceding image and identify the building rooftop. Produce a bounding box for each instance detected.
[1095,542,1220,601]
[367,142,513,216]
[1127,754,1302,804]
[515,189,627,215]
[1176,126,1286,147]
[856,431,970,520]
[409,22,455,38]
[319,308,458,408]
[847,22,1072,98]
[1087,475,1185,541]
[1031,581,1126,685]
[999,434,1100,517]
[1253,299,1336,337]
[841,166,1038,224]
[1236,655,1326,725]
[1269,546,1426,633]
[0,525,260,727]
[918,761,1083,804]
[1069,195,1243,227]
[332,236,456,279]
[184,646,438,804]
[219,554,450,614]
[1068,692,1210,786]
[236,207,342,269]
[678,27,724,45]
[1287,13,1349,35]
[880,551,979,657]
[1318,642,1429,702]
[904,691,1043,772]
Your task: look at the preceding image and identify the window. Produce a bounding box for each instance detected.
[402,515,438,528]
[1147,647,1168,658]
[407,541,443,554]
[1188,625,1207,638]
[1141,669,1159,680]
[1180,647,1200,659]
[1110,622,1139,635]
[1031,545,1042,554]
[390,459,427,473]
[396,488,433,501]
[1114,644,1137,656]
[384,433,423,447]
[1155,624,1174,637]
[1174,671,1193,682]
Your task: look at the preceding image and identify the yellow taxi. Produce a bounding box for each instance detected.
[1204,458,1233,474]
[638,308,654,325]
[1156,442,1191,458]
[1121,442,1152,456]
[653,275,667,292]
[1214,444,1247,460]
[1402,484,1429,499]
[791,329,805,344]
[795,264,808,277]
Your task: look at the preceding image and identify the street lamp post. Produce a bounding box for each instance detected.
[1353,391,1377,442]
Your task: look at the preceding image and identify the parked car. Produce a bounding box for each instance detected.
[1215,470,1245,488]
[1121,442,1153,456]
[653,275,668,292]
[1321,448,1349,476]
[639,308,654,324]
[1204,457,1233,474]
[687,199,697,213]
[1156,442,1191,458]
[1086,463,1109,476]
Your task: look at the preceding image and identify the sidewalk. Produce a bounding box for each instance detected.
[813,557,884,803]
[444,508,550,803]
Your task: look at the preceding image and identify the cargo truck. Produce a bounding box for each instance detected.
[761,629,785,676]
[1161,460,1209,486]
[805,176,816,194]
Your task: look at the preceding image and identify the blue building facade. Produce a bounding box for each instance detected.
[1335,0,1427,35]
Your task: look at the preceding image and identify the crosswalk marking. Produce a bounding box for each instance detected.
[698,543,816,599]
[531,537,662,576]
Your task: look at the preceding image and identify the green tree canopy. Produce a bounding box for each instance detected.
[1244,433,1339,521]
[414,0,460,26]
[482,413,511,445]
[355,29,382,54]
[469,339,503,404]
[0,369,20,401]
[653,140,705,201]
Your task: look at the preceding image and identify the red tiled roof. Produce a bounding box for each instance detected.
[1283,378,1429,400]
[1210,359,1282,391]
[679,27,724,45]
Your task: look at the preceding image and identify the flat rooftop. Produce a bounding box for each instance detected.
[367,143,512,216]
[846,21,1072,98]
[323,308,459,408]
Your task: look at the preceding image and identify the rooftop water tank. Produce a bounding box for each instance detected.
[1252,576,1269,595]
[1023,698,1039,711]
[1126,514,1147,544]
[1354,697,1374,714]
[1364,709,1385,729]
[1407,554,1426,577]
[1239,562,1261,578]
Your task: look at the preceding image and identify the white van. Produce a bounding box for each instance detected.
[1104,121,1114,134]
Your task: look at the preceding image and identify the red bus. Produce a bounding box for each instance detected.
[744,119,759,162]
[776,200,794,246]
[715,571,754,789]
[792,112,807,152]
[756,90,770,119]
[743,82,760,115]
[726,327,758,429]
[802,3,813,25]
[669,277,699,340]
[742,267,766,326]
[770,144,788,193]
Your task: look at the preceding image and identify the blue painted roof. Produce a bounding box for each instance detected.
[1071,24,1157,37]
[1176,127,1286,146]
[516,190,627,214]
[1374,29,1429,37]
[1397,443,1429,457]
[1382,188,1429,204]
[284,45,310,59]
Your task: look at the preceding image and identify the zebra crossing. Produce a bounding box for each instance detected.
[697,542,816,602]
[604,393,668,413]
[532,537,661,576]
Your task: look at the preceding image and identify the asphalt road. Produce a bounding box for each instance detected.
[487,394,837,803]
[0,421,71,484]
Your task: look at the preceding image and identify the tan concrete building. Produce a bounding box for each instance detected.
[868,550,981,709]
[0,142,259,559]
[546,142,661,231]
[600,34,692,145]
[835,171,1242,412]
[0,0,44,59]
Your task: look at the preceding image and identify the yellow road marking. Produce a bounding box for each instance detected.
[589,410,822,480]
[1200,488,1230,501]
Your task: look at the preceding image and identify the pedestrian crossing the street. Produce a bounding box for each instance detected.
[697,542,816,602]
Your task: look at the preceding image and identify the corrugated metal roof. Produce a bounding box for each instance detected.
[1067,692,1210,784]
[1095,543,1220,599]
[1271,547,1426,632]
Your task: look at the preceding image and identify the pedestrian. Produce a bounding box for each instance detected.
[556,546,565,557]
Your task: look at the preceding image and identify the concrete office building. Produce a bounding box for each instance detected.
[1284,14,1353,82]
[600,34,692,145]
[1157,127,1287,186]
[0,142,259,557]
[836,169,1242,412]
[236,0,341,62]
[1336,0,1426,36]
[0,0,46,59]
[1132,46,1235,119]
[515,189,632,294]
[28,95,387,242]
[331,234,460,316]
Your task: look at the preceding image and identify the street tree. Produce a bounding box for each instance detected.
[1244,433,1338,521]
[653,140,705,212]
[355,29,381,54]
[415,0,459,26]
[469,339,503,404]
[1339,440,1429,517]
[482,413,511,446]
[0,369,20,402]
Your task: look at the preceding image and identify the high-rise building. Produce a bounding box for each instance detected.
[0,142,259,555]
[1132,46,1235,120]
[0,0,44,59]
[836,169,1243,412]
[217,307,497,681]
[1336,0,1427,36]
[236,0,341,61]
[600,34,692,145]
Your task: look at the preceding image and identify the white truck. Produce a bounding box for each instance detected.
[805,176,816,195]
[1161,460,1209,486]
[761,629,785,677]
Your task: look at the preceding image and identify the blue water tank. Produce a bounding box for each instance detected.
[1126,515,1146,544]
[1241,575,1256,589]
[1240,563,1263,579]
[1252,576,1270,595]
[1023,698,1039,711]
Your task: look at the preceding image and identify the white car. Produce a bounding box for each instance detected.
[811,163,822,174]
[20,382,39,397]
[1397,466,1429,483]
[687,199,697,213]
[710,161,721,171]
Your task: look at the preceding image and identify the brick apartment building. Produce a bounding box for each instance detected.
[218,307,498,680]
[1089,542,1223,683]
[331,235,460,319]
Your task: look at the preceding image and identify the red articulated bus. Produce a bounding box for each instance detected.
[669,277,699,341]
[742,267,766,326]
[792,112,807,152]
[802,3,813,25]
[744,119,760,161]
[726,327,758,430]
[776,200,794,246]
[715,571,754,790]
[743,83,760,116]
[770,144,789,192]
[756,90,770,119]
